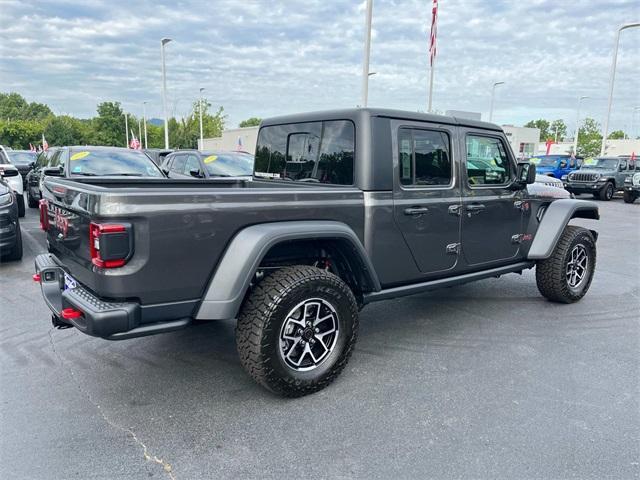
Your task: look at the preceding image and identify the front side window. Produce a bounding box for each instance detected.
[466,135,511,186]
[398,128,452,187]
[254,120,354,185]
[619,159,627,171]
[170,155,186,174]
[183,155,201,176]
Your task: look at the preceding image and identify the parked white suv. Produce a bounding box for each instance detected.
[0,146,25,217]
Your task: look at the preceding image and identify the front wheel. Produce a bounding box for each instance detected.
[2,218,23,261]
[623,191,637,204]
[599,181,614,201]
[236,265,359,397]
[536,226,596,303]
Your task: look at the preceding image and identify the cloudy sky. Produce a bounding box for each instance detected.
[1,0,639,134]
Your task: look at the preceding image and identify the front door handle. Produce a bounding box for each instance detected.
[404,206,430,216]
[466,204,486,212]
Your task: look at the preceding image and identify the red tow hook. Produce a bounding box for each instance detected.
[61,308,83,320]
[32,274,41,282]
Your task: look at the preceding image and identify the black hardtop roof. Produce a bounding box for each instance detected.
[260,107,502,132]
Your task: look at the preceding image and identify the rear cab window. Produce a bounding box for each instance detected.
[255,120,355,185]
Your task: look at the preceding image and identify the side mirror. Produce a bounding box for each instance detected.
[190,169,204,178]
[0,168,19,178]
[43,166,63,177]
[512,162,536,189]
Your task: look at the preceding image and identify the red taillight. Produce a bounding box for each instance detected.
[32,274,41,282]
[89,222,129,268]
[61,308,82,320]
[39,199,49,231]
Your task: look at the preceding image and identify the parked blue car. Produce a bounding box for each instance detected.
[529,155,583,179]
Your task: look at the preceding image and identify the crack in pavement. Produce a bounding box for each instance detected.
[47,328,176,479]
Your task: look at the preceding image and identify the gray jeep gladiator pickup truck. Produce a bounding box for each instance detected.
[35,108,599,396]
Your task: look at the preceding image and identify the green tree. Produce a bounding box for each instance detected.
[524,119,551,141]
[93,101,126,146]
[549,119,567,142]
[608,130,626,140]
[0,119,44,149]
[239,117,261,128]
[0,92,53,121]
[577,117,602,158]
[45,116,93,146]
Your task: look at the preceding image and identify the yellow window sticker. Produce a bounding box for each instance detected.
[203,155,218,164]
[70,151,90,161]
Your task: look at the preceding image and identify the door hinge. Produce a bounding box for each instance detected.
[446,243,461,255]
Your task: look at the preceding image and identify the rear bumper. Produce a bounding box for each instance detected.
[35,253,191,340]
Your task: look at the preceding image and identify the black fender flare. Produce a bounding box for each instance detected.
[528,199,599,260]
[195,221,380,320]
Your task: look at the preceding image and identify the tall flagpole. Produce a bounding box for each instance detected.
[361,0,373,107]
[124,113,129,148]
[427,0,438,113]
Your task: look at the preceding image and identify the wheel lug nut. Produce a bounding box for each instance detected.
[314,328,319,333]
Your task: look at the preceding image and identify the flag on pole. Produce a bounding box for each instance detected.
[129,130,141,150]
[429,0,438,67]
[42,134,48,151]
[29,143,35,152]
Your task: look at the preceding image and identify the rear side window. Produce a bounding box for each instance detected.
[466,135,511,186]
[255,120,355,185]
[398,128,452,187]
[170,155,186,174]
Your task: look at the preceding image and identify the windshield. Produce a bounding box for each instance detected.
[530,156,561,167]
[8,151,37,165]
[68,149,164,177]
[586,158,618,170]
[203,153,254,177]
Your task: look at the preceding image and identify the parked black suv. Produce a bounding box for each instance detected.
[6,149,36,190]
[0,179,22,261]
[26,147,60,208]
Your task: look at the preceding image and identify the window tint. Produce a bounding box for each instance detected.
[466,135,511,186]
[171,155,186,174]
[183,155,201,176]
[48,151,62,168]
[254,120,354,185]
[398,128,452,186]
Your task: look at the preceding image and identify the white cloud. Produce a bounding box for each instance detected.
[0,0,638,133]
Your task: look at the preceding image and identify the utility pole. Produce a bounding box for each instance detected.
[489,81,504,122]
[124,113,129,148]
[142,101,148,149]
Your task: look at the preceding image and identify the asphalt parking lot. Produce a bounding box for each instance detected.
[1,199,638,480]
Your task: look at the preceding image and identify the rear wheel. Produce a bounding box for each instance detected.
[536,226,596,303]
[27,189,38,208]
[236,265,358,397]
[16,194,25,217]
[598,181,614,201]
[623,191,637,204]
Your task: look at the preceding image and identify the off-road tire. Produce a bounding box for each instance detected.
[27,190,38,208]
[16,194,25,217]
[623,191,637,204]
[536,225,596,303]
[2,218,23,261]
[236,265,358,397]
[598,181,614,201]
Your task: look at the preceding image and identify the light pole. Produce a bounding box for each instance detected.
[142,101,148,149]
[361,0,373,108]
[161,37,173,149]
[124,112,129,148]
[489,81,505,122]
[199,87,205,150]
[601,22,640,156]
[573,95,589,155]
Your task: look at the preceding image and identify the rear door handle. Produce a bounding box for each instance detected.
[404,206,430,216]
[466,204,486,215]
